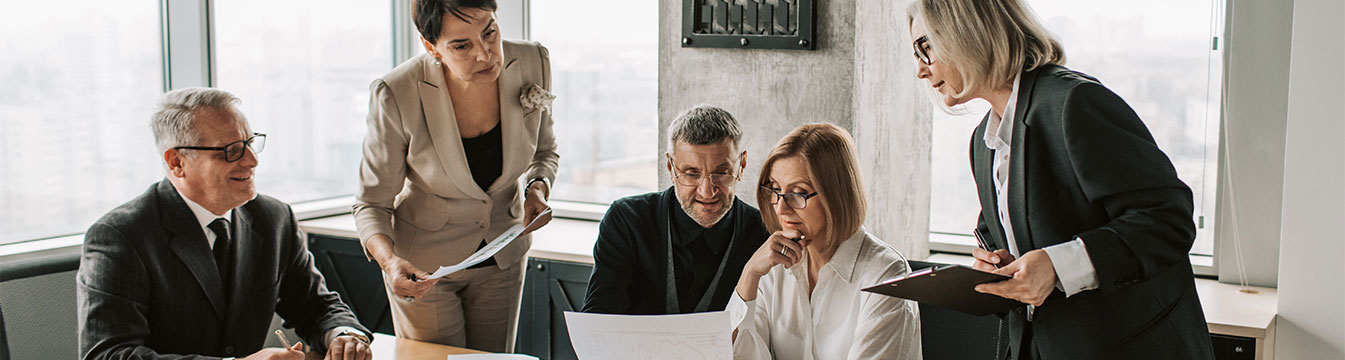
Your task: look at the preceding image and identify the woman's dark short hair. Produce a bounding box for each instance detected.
[413,0,498,44]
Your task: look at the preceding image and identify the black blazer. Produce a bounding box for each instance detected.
[582,187,769,315]
[971,65,1214,359]
[77,180,369,359]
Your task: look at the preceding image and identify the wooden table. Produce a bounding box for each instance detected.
[306,335,485,360]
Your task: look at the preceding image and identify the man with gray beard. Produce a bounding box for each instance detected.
[582,105,769,315]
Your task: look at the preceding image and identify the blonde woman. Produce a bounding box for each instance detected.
[729,123,921,359]
[908,0,1213,359]
[355,0,558,351]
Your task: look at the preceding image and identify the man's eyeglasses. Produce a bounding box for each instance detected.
[759,186,819,210]
[174,133,266,162]
[672,168,738,187]
[913,35,933,65]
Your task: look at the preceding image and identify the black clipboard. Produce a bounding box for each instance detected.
[861,264,1021,316]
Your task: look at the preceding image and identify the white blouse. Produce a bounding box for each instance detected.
[728,228,922,359]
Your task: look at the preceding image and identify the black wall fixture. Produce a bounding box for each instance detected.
[681,0,816,50]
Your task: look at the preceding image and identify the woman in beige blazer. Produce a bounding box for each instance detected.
[353,0,558,351]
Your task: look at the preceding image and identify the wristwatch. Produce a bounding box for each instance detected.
[335,329,371,345]
[526,177,551,196]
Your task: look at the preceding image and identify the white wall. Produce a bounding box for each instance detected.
[1274,0,1345,357]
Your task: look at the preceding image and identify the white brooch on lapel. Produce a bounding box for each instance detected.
[520,84,556,113]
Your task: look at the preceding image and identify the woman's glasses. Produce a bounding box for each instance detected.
[759,186,819,210]
[913,35,933,65]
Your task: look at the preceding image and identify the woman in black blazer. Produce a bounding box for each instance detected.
[907,1,1214,359]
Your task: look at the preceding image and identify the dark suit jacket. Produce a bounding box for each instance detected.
[971,65,1214,360]
[77,180,369,359]
[582,187,768,315]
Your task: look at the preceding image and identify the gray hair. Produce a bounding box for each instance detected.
[150,87,241,153]
[666,105,743,151]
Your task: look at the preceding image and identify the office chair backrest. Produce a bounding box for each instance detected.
[1,303,9,360]
[0,249,82,360]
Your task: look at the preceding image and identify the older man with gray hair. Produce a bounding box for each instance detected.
[582,105,769,315]
[77,87,372,360]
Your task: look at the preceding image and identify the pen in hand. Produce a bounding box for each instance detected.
[972,229,1001,269]
[275,330,303,352]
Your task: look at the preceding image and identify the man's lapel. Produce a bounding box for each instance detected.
[157,180,228,319]
[226,205,262,324]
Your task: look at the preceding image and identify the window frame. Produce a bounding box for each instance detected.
[0,0,1234,281]
[923,0,1227,277]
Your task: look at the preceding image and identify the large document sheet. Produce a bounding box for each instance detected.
[444,355,538,359]
[428,208,552,279]
[563,311,732,360]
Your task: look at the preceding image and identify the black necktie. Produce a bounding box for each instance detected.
[207,218,232,294]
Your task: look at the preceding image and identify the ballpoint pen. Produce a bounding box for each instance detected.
[972,229,1001,269]
[274,330,291,348]
[780,235,804,256]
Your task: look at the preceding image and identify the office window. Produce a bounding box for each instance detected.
[928,0,1223,256]
[0,1,163,244]
[215,0,393,205]
[529,0,660,204]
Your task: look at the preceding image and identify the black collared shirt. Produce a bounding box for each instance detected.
[670,200,735,313]
[582,187,770,315]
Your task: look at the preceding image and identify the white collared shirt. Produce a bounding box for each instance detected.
[176,189,232,250]
[984,73,1099,298]
[727,229,922,360]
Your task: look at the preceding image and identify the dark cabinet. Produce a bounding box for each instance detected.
[307,234,396,334]
[516,258,592,360]
[1211,334,1257,360]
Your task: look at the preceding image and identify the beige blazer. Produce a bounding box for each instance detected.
[354,40,558,272]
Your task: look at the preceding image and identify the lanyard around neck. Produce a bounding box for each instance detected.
[664,209,740,314]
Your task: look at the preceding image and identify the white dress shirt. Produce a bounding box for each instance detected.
[727,228,922,360]
[984,74,1099,298]
[176,190,231,250]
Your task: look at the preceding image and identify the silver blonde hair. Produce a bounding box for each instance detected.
[150,87,241,153]
[907,0,1066,99]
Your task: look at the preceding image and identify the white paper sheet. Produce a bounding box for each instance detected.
[444,354,538,360]
[563,311,732,360]
[427,208,552,279]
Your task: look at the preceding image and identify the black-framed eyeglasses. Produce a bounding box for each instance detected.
[759,186,819,210]
[913,35,933,65]
[174,133,266,162]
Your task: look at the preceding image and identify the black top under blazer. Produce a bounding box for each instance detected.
[77,180,368,359]
[971,65,1214,360]
[582,187,769,315]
